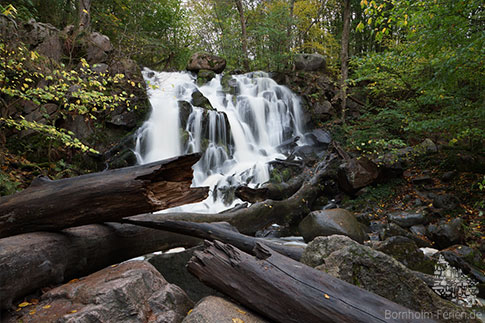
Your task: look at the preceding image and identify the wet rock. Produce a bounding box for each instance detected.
[147,246,221,303]
[388,211,427,228]
[196,70,216,86]
[178,100,193,129]
[298,208,367,243]
[440,245,484,270]
[432,193,460,211]
[301,235,468,317]
[23,19,58,46]
[305,129,331,147]
[427,218,464,249]
[381,223,432,248]
[294,53,326,72]
[57,114,93,140]
[373,236,435,274]
[107,112,137,129]
[313,100,334,120]
[17,261,193,323]
[337,157,380,193]
[187,52,226,74]
[409,224,427,237]
[191,90,214,110]
[182,296,269,323]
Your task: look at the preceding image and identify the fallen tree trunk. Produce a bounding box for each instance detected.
[121,218,304,261]
[133,153,337,235]
[188,240,434,323]
[0,153,208,238]
[235,171,308,203]
[0,222,203,310]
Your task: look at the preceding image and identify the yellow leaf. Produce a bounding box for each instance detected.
[71,310,78,313]
[232,319,244,323]
[187,309,193,315]
[42,305,51,309]
[324,294,330,299]
[18,302,31,307]
[83,9,89,14]
[236,309,247,315]
[29,310,36,315]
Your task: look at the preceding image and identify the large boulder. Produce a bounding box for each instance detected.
[294,53,326,72]
[182,296,269,323]
[388,210,427,228]
[298,208,367,243]
[301,235,471,319]
[337,157,379,193]
[427,218,464,249]
[187,52,226,74]
[22,19,58,46]
[14,261,193,322]
[86,31,113,64]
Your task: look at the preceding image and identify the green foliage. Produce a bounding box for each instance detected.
[0,42,136,153]
[0,171,19,196]
[353,0,485,150]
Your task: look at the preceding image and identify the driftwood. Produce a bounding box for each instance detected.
[188,240,434,323]
[121,218,304,261]
[133,153,336,235]
[0,154,208,238]
[0,222,203,310]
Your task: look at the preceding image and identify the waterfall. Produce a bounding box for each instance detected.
[134,70,306,212]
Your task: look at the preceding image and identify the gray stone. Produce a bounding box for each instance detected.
[427,218,464,249]
[196,70,216,86]
[313,100,333,117]
[301,235,468,317]
[191,90,214,110]
[92,63,109,74]
[17,261,193,323]
[388,211,426,228]
[298,208,367,243]
[178,100,193,129]
[182,296,269,323]
[187,52,226,74]
[148,246,221,303]
[373,236,435,274]
[89,31,113,52]
[36,34,63,61]
[86,32,112,64]
[23,19,58,46]
[294,53,326,72]
[409,224,427,237]
[307,129,332,147]
[432,193,460,211]
[58,114,93,140]
[440,245,484,270]
[0,14,18,41]
[42,103,58,116]
[381,223,433,248]
[337,157,380,193]
[108,112,137,129]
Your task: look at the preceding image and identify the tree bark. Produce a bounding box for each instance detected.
[188,241,433,323]
[340,0,351,123]
[0,154,208,238]
[234,0,250,71]
[78,0,91,32]
[0,223,202,310]
[121,218,304,261]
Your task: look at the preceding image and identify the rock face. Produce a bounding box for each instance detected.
[86,31,113,64]
[301,235,467,318]
[16,261,193,323]
[294,53,326,72]
[182,296,269,323]
[187,52,226,74]
[298,209,366,243]
[337,158,379,193]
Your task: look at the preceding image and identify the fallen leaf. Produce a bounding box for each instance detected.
[232,318,244,323]
[18,302,31,308]
[42,305,51,309]
[324,294,330,299]
[236,309,247,315]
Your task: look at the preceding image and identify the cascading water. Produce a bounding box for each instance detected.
[134,70,306,212]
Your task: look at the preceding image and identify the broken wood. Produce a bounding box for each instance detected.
[188,240,433,323]
[121,218,303,261]
[0,154,208,238]
[0,222,203,310]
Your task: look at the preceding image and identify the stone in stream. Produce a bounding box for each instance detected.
[182,296,269,323]
[388,210,427,228]
[337,157,380,193]
[301,235,475,320]
[298,208,367,243]
[186,52,226,74]
[12,261,192,323]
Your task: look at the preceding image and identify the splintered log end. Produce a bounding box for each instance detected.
[253,242,271,260]
[235,186,268,203]
[145,180,208,210]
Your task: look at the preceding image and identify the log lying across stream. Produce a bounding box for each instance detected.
[0,153,208,238]
[188,240,433,323]
[0,222,203,310]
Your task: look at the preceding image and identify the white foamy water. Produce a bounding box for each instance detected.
[134,70,306,212]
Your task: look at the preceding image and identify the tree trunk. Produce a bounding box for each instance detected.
[234,0,250,71]
[0,154,208,238]
[0,223,202,310]
[78,0,91,32]
[340,0,351,123]
[188,241,433,323]
[121,218,304,261]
